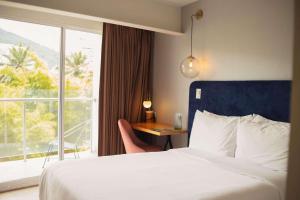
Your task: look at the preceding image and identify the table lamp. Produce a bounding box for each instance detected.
[143,100,154,122]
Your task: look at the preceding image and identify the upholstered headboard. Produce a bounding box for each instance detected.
[187,81,291,142]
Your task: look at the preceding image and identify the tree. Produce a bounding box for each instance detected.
[2,44,33,69]
[0,44,57,156]
[65,51,87,78]
[0,66,25,87]
[0,46,92,159]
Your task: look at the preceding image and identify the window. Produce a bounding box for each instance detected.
[64,29,101,158]
[0,18,101,186]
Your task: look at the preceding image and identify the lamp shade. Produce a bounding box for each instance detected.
[143,100,152,109]
[180,56,200,78]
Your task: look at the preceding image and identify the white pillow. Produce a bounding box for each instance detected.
[204,110,254,123]
[189,110,239,156]
[252,114,289,126]
[236,116,290,171]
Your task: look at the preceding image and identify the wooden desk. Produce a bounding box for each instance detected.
[131,122,187,150]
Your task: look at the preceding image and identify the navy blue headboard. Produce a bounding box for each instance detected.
[188,81,291,141]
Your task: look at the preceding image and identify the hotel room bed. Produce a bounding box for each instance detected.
[40,81,291,200]
[40,148,286,200]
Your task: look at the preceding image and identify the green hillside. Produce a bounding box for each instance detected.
[0,28,59,68]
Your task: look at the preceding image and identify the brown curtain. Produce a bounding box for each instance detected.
[98,23,154,156]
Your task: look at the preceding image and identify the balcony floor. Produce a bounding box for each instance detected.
[0,151,97,192]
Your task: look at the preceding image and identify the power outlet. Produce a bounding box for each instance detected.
[196,88,201,99]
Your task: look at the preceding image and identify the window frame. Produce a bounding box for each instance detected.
[0,9,102,161]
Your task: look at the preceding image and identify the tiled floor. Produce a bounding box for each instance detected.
[0,186,38,200]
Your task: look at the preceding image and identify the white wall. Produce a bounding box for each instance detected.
[153,0,294,147]
[3,0,182,35]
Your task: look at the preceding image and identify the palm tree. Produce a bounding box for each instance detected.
[65,51,88,78]
[2,44,32,69]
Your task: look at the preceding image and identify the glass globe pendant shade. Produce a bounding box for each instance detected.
[143,100,152,109]
[180,55,200,78]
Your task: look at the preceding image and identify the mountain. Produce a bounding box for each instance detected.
[0,28,59,68]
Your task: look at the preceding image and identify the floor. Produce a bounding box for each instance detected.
[0,157,50,184]
[0,186,38,200]
[0,151,96,192]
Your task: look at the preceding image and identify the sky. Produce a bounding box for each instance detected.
[0,18,101,69]
[0,18,60,52]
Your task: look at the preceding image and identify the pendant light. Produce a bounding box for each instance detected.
[180,9,203,78]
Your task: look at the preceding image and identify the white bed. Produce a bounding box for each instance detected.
[39,148,286,200]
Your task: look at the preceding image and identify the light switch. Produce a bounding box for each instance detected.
[196,88,201,99]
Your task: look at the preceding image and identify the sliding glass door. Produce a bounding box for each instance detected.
[0,18,60,167]
[63,29,101,159]
[0,18,101,187]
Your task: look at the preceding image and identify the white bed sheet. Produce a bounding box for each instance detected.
[39,148,286,200]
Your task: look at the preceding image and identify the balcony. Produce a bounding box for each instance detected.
[0,97,98,191]
[0,18,102,192]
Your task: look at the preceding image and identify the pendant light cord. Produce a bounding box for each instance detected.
[190,15,194,57]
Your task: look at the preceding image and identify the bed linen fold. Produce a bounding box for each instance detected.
[39,148,285,200]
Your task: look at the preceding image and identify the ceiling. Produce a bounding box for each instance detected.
[153,0,198,7]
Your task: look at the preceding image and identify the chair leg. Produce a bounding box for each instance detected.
[73,148,77,159]
[75,145,80,159]
[42,144,52,168]
[47,144,54,162]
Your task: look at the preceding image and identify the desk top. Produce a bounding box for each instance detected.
[131,122,187,136]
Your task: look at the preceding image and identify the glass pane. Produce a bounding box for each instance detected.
[64,29,101,159]
[0,18,60,98]
[0,18,60,182]
[0,101,23,160]
[26,101,58,155]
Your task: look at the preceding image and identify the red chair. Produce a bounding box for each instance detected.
[118,119,161,153]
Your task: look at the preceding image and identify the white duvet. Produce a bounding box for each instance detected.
[39,148,286,200]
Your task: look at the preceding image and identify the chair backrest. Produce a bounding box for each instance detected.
[118,119,144,153]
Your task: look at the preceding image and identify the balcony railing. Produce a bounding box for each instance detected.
[0,97,96,162]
